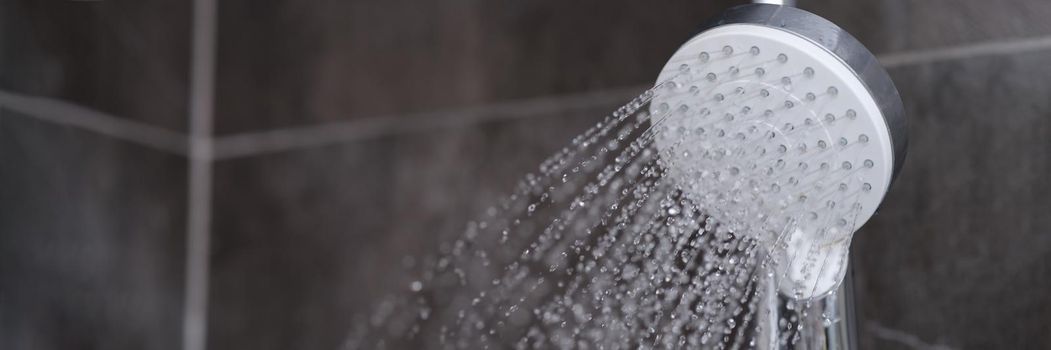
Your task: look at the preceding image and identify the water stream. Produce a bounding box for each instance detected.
[342,84,844,349]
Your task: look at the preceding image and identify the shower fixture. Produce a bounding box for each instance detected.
[650,3,907,300]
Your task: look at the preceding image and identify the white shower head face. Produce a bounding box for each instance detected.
[651,24,896,299]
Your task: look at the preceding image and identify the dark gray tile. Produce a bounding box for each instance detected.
[799,0,1051,54]
[207,98,622,349]
[851,51,1051,349]
[0,0,190,131]
[213,0,743,134]
[0,111,187,349]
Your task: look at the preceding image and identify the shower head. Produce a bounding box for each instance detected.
[650,4,907,299]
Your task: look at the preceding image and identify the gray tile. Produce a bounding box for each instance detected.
[0,111,187,349]
[207,98,622,349]
[798,0,1051,54]
[851,50,1051,349]
[213,0,742,134]
[0,0,190,131]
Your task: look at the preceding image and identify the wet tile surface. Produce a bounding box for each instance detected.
[798,0,1051,55]
[207,96,630,346]
[207,98,625,349]
[0,111,187,349]
[851,50,1051,349]
[0,0,191,131]
[213,0,743,134]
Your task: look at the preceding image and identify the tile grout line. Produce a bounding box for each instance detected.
[0,90,188,155]
[5,34,1051,160]
[212,85,646,159]
[867,322,956,350]
[211,34,1051,159]
[182,0,216,349]
[878,35,1051,68]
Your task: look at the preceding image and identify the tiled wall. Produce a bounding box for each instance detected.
[1,0,191,349]
[2,0,1050,349]
[801,1,1051,348]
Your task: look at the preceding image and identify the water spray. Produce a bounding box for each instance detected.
[348,3,910,349]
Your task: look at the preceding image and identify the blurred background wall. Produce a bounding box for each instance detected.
[1,0,1050,349]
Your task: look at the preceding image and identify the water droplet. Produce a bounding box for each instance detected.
[827,86,839,96]
[803,67,815,77]
[699,51,710,62]
[755,67,766,77]
[750,46,761,55]
[777,53,788,63]
[858,134,870,143]
[723,45,734,56]
[410,281,423,292]
[864,159,875,168]
[679,64,691,73]
[656,103,669,114]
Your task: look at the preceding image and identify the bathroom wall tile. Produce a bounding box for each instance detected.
[0,111,187,349]
[206,97,628,349]
[798,0,1051,55]
[213,0,743,135]
[0,0,191,131]
[850,50,1051,349]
